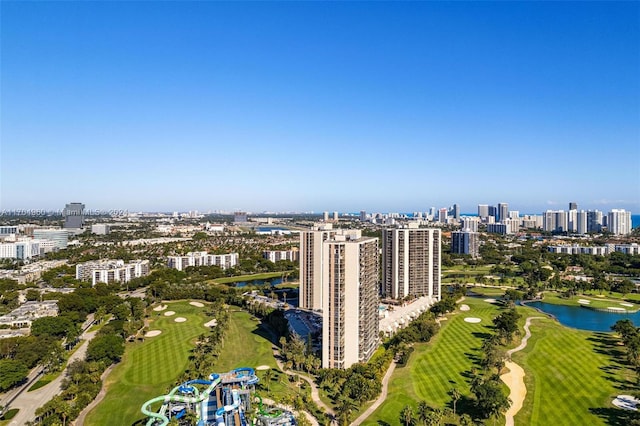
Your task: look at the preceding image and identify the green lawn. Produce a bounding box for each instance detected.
[212,272,293,284]
[363,297,637,426]
[540,292,638,312]
[363,297,502,425]
[85,301,212,426]
[513,307,637,425]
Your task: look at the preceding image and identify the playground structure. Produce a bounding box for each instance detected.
[141,368,296,426]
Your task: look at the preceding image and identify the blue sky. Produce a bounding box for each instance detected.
[1,1,638,214]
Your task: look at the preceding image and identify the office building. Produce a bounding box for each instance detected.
[478,204,489,220]
[299,226,361,311]
[91,224,111,235]
[607,209,633,236]
[360,210,367,222]
[76,259,150,286]
[569,202,578,211]
[32,229,69,249]
[167,252,238,271]
[381,227,441,300]
[451,229,479,258]
[322,236,379,369]
[450,204,460,220]
[63,203,85,229]
[497,203,509,223]
[438,208,448,223]
[488,205,498,221]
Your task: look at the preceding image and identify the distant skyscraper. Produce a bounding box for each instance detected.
[323,211,329,222]
[497,203,509,223]
[607,209,632,235]
[438,208,448,223]
[569,202,578,211]
[478,204,489,220]
[382,227,441,300]
[322,236,379,369]
[488,205,497,221]
[451,230,479,257]
[587,210,603,233]
[63,203,85,229]
[461,217,480,232]
[451,204,460,220]
[233,211,248,223]
[333,211,339,221]
[543,210,568,233]
[360,210,367,222]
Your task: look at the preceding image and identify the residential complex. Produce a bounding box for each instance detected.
[381,226,441,300]
[262,249,299,263]
[76,259,150,286]
[167,251,239,271]
[321,235,379,369]
[451,229,480,257]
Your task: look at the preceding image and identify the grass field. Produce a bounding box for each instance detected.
[540,292,638,312]
[85,300,212,426]
[363,297,503,425]
[513,306,637,425]
[212,272,293,284]
[363,297,637,425]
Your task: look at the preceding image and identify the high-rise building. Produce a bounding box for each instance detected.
[63,203,85,229]
[569,202,578,211]
[299,227,361,311]
[91,224,111,235]
[451,204,460,220]
[451,230,479,257]
[233,212,248,223]
[576,210,588,235]
[488,205,497,221]
[460,217,480,232]
[32,229,69,249]
[323,211,329,222]
[322,236,379,369]
[333,211,339,222]
[478,204,489,220]
[360,210,367,222]
[76,259,150,286]
[382,227,441,300]
[497,203,509,223]
[607,209,632,235]
[587,210,603,233]
[487,223,508,235]
[167,252,238,271]
[544,210,569,233]
[438,208,448,223]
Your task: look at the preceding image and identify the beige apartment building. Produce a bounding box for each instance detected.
[382,226,441,300]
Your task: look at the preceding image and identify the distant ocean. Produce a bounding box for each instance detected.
[633,215,640,229]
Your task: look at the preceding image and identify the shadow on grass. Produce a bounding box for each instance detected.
[471,331,494,340]
[589,407,640,425]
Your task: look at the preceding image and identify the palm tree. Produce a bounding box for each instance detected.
[449,387,461,416]
[417,400,430,425]
[400,405,415,426]
[263,368,273,392]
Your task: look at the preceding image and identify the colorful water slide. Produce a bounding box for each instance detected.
[233,367,259,386]
[215,389,241,426]
[141,374,221,426]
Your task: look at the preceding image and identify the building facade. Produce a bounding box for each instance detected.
[76,259,150,286]
[607,209,632,235]
[451,230,480,257]
[263,250,299,263]
[381,227,441,300]
[64,203,85,229]
[321,236,379,369]
[167,252,239,271]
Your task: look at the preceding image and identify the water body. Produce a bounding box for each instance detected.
[525,301,640,332]
[234,277,284,288]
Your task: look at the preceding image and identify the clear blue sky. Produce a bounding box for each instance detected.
[1,1,638,214]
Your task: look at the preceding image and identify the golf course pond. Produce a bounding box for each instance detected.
[525,301,640,332]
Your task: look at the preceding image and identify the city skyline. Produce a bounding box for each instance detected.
[2,2,638,213]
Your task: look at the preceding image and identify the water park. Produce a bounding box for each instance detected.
[141,367,297,426]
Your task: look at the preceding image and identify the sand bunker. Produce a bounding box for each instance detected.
[189,301,204,307]
[613,395,640,411]
[464,317,482,323]
[256,365,270,371]
[608,307,626,311]
[204,319,218,327]
[174,317,187,323]
[484,298,497,303]
[578,299,591,304]
[153,305,168,312]
[145,330,162,337]
[621,302,634,307]
[164,311,176,316]
[460,304,470,311]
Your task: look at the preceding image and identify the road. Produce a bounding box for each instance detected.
[5,317,98,426]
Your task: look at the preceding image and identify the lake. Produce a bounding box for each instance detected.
[524,301,640,332]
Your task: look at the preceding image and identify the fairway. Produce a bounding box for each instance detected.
[213,309,278,371]
[85,301,211,426]
[363,297,502,425]
[513,307,637,425]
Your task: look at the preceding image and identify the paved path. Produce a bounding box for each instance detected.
[351,360,397,425]
[8,328,98,426]
[500,317,543,426]
[72,364,115,426]
[261,397,319,426]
